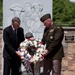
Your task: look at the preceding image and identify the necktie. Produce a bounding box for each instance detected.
[14,29,18,44]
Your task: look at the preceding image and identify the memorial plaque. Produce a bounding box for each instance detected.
[65,36,74,43]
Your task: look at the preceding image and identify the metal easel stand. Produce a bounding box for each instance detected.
[34,60,44,75]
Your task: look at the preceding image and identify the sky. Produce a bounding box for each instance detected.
[70,0,75,2]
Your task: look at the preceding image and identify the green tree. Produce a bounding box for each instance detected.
[53,0,75,27]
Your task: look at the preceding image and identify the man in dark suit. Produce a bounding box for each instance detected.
[3,17,25,75]
[40,14,64,75]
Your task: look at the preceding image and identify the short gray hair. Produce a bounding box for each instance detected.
[12,17,20,23]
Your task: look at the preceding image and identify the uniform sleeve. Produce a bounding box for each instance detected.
[41,34,46,45]
[41,28,46,45]
[3,29,16,56]
[47,27,64,53]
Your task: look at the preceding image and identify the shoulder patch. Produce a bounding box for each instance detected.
[57,26,60,29]
[49,29,54,32]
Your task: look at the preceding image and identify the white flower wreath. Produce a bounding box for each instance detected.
[18,37,48,63]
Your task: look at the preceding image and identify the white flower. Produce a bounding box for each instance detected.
[34,55,39,61]
[20,42,23,47]
[20,42,26,47]
[24,39,28,42]
[27,53,31,58]
[24,50,27,54]
[21,52,24,56]
[29,41,33,46]
[33,41,37,45]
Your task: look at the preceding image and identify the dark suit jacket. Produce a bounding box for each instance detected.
[42,24,64,60]
[3,25,25,59]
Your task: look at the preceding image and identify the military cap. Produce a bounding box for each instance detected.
[25,32,33,38]
[40,13,51,22]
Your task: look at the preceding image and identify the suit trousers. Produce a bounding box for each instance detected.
[43,59,62,75]
[3,58,21,75]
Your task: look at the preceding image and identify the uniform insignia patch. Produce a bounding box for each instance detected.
[50,29,54,32]
[57,27,60,28]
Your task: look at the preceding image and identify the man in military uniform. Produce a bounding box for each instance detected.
[40,13,64,75]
